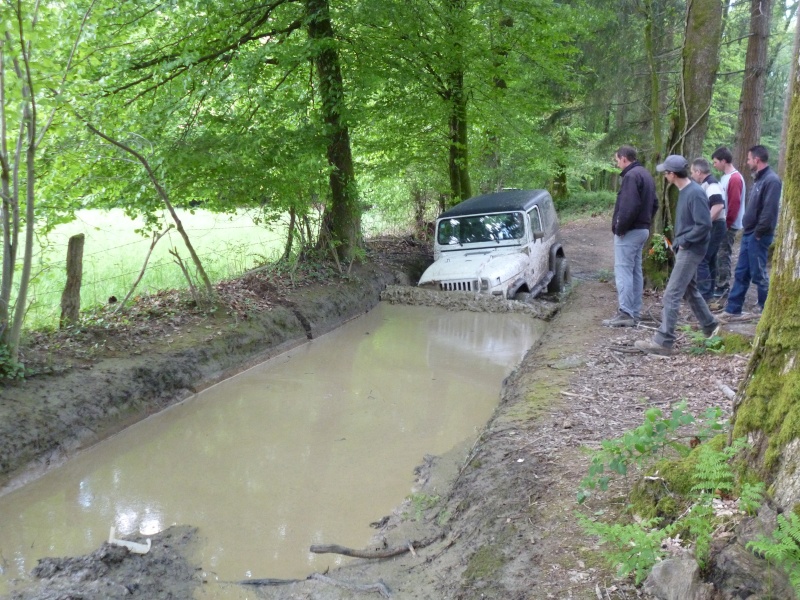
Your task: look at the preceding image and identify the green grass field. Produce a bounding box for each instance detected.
[23,209,290,331]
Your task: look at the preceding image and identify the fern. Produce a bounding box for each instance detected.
[577,513,667,584]
[739,482,766,515]
[691,437,749,495]
[671,497,715,565]
[747,512,800,594]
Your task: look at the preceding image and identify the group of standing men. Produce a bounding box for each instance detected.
[603,144,782,356]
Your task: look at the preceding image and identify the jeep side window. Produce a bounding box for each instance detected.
[540,199,554,230]
[529,207,543,239]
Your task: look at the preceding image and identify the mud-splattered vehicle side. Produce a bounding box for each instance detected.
[418,190,569,299]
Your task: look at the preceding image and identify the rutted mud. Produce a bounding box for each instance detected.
[380,285,560,320]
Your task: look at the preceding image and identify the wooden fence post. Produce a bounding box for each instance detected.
[60,234,85,328]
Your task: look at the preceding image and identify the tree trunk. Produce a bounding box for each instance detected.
[778,19,799,178]
[446,71,471,205]
[59,234,84,328]
[306,0,361,262]
[0,45,13,342]
[643,0,664,167]
[668,0,723,161]
[733,0,774,190]
[444,0,471,206]
[660,0,723,237]
[730,36,800,510]
[7,106,36,363]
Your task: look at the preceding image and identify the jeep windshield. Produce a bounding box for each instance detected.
[437,212,525,246]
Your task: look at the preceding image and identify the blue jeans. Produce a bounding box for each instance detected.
[614,229,649,319]
[654,249,716,348]
[725,233,773,314]
[697,220,726,300]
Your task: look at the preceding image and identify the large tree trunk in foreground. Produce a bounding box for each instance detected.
[733,0,774,190]
[306,0,361,262]
[731,38,800,510]
[778,20,800,178]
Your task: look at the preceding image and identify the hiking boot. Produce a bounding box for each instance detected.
[753,304,764,315]
[703,322,721,338]
[602,311,636,328]
[634,339,673,356]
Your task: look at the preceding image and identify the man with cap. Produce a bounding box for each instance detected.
[635,155,720,355]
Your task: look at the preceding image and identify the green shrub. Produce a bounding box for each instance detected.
[0,343,25,381]
[556,190,616,218]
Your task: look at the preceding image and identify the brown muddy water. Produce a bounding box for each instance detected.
[0,304,545,593]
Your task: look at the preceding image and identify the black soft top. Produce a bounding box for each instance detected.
[439,189,551,219]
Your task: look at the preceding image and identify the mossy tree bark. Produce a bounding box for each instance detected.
[730,36,800,508]
[661,0,723,229]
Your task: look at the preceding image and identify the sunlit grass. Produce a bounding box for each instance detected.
[22,209,289,331]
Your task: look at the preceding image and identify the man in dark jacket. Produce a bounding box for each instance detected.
[635,155,719,355]
[720,145,782,317]
[603,145,658,327]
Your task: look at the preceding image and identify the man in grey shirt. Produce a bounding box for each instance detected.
[635,155,720,355]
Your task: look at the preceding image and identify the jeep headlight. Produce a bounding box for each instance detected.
[480,278,489,291]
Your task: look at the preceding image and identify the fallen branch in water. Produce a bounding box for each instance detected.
[310,533,443,559]
[310,572,391,598]
[238,577,302,586]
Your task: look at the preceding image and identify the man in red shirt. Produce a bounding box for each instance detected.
[710,147,745,302]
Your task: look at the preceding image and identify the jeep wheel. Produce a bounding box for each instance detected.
[514,291,533,303]
[548,256,571,293]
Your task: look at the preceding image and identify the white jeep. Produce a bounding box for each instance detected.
[418,189,569,299]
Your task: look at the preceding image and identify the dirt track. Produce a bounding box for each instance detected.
[1,217,757,599]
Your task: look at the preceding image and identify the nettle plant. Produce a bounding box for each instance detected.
[679,325,725,355]
[576,402,768,585]
[577,401,723,503]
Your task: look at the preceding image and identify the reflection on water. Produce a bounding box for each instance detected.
[0,304,544,592]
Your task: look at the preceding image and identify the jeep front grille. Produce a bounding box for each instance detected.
[440,280,478,292]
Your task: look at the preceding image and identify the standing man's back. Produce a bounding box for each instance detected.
[603,145,658,327]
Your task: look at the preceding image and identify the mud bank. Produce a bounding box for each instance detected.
[0,259,426,490]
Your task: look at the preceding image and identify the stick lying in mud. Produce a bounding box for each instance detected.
[310,533,442,559]
[239,577,303,586]
[310,572,391,598]
[237,573,390,597]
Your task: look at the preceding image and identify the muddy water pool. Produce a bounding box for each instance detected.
[0,304,544,592]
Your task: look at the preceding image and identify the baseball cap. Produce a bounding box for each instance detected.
[656,155,689,172]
